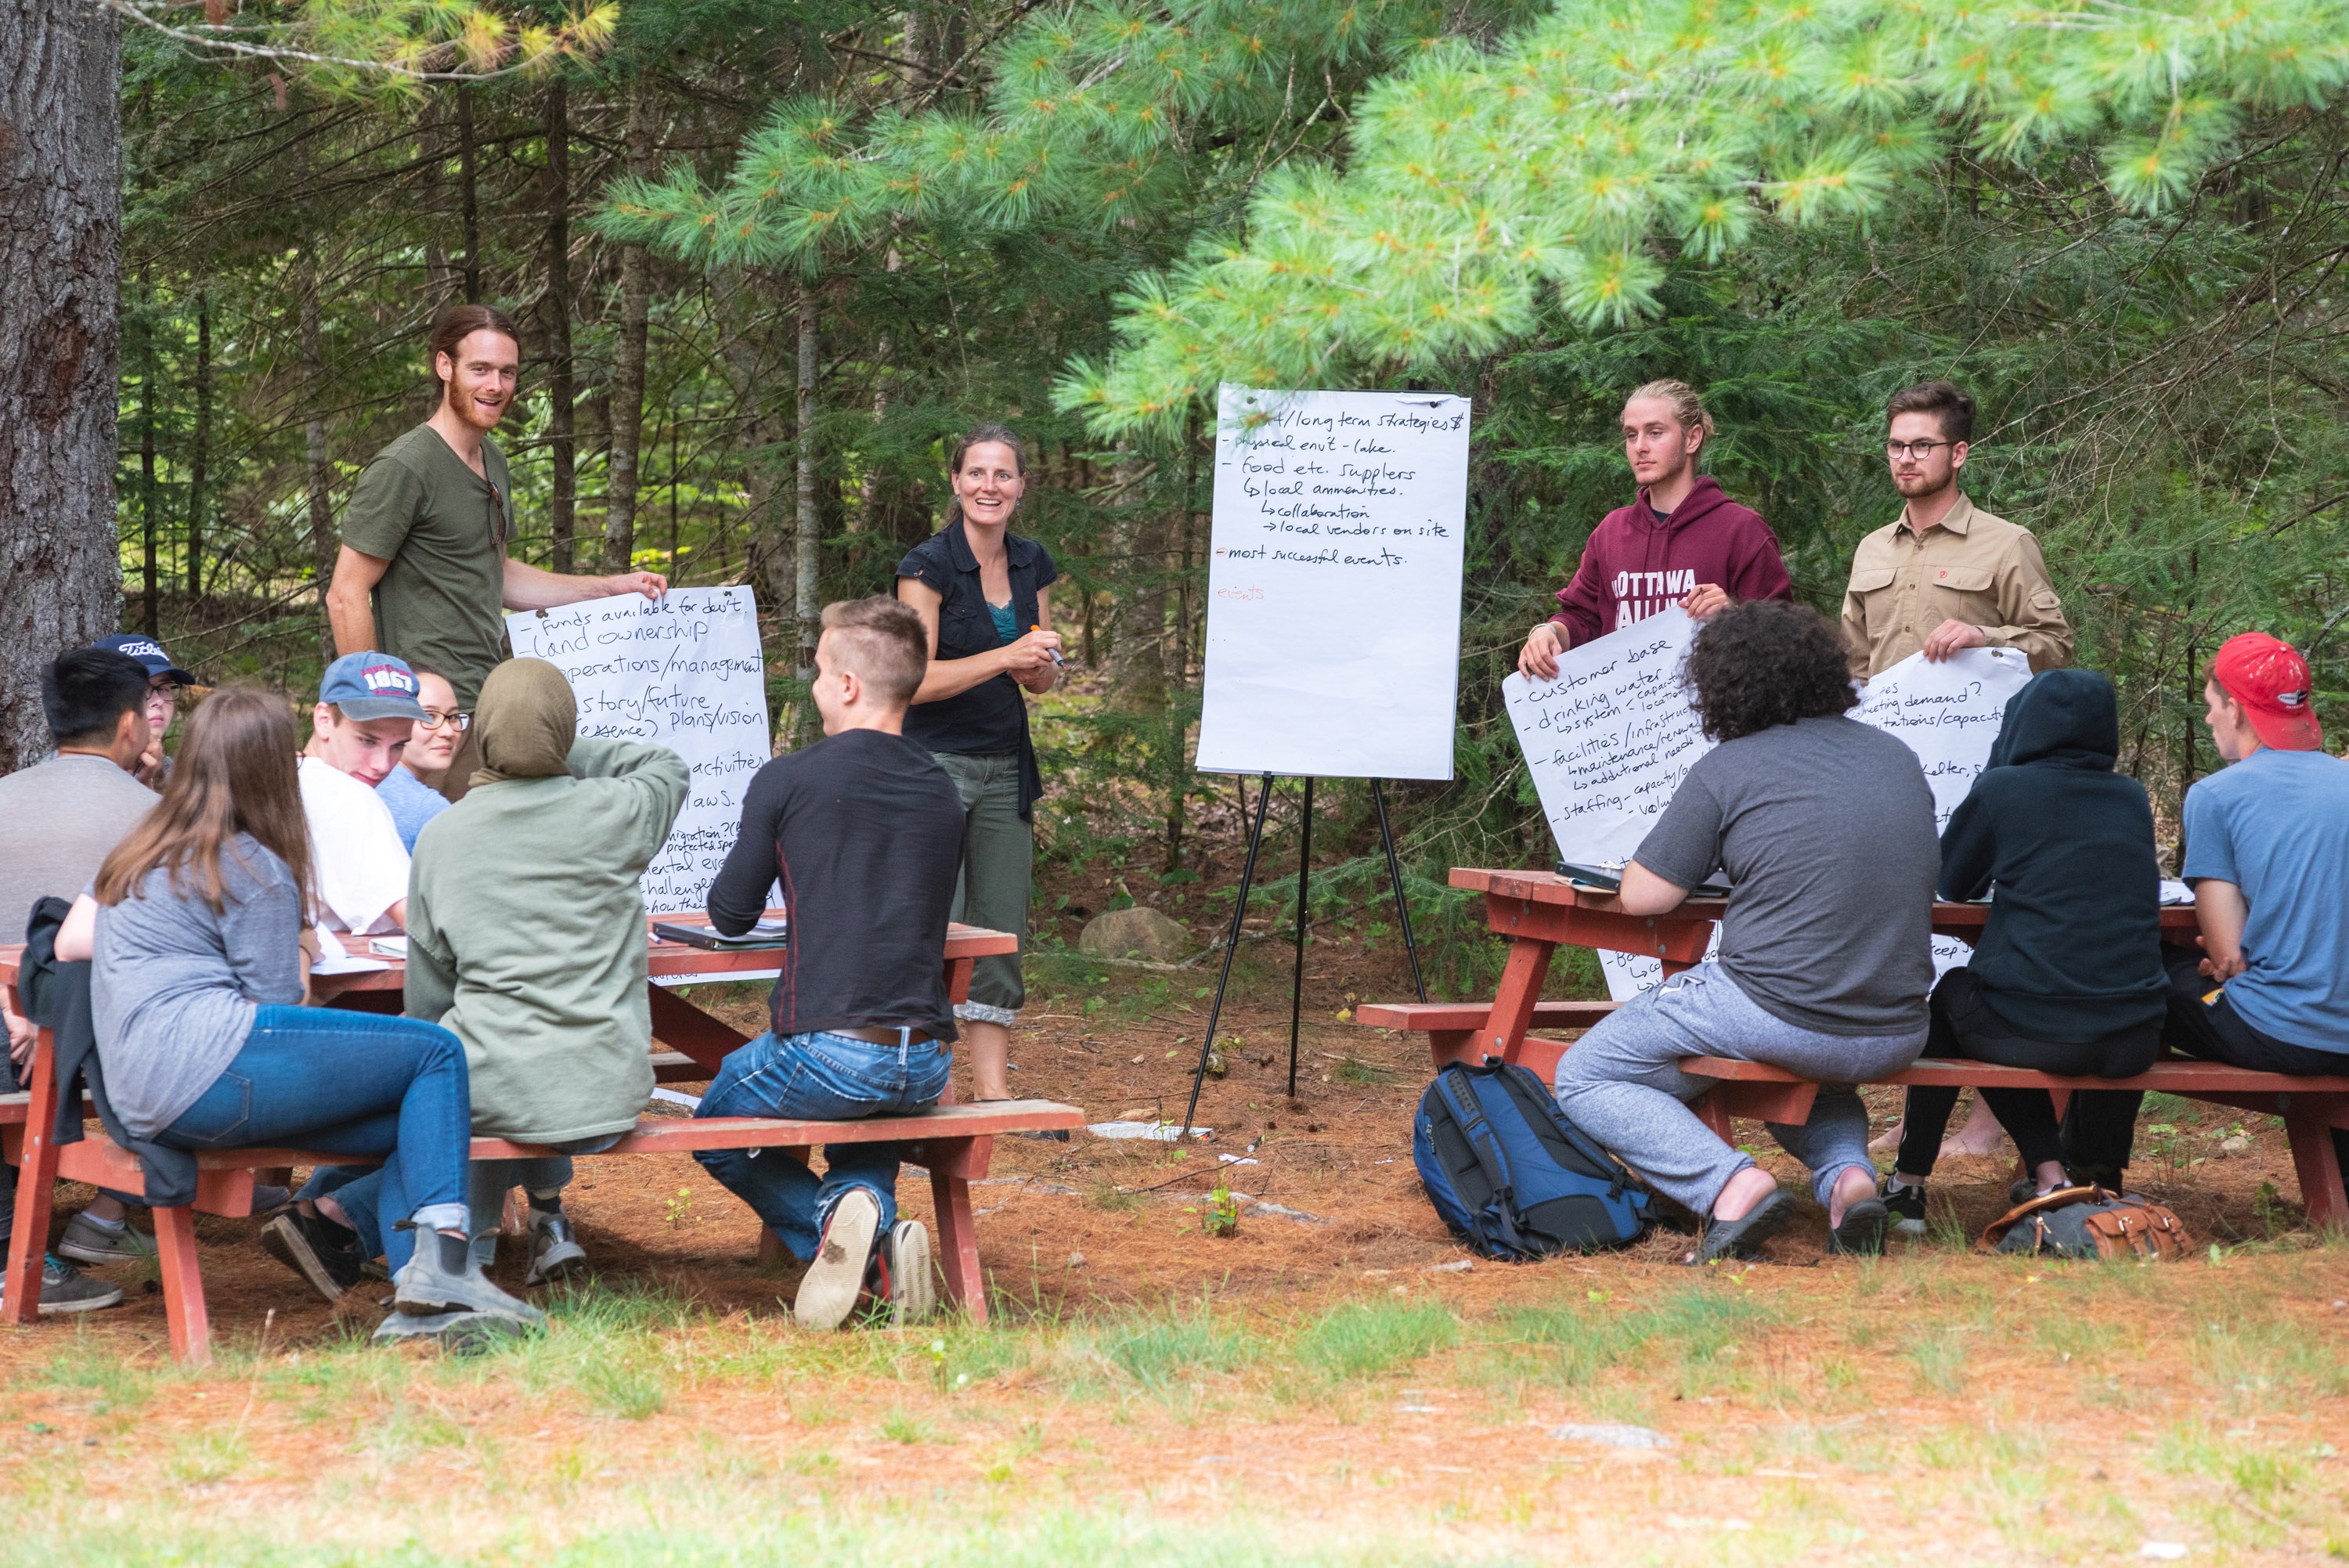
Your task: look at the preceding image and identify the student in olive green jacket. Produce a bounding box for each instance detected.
[406,657,689,1284]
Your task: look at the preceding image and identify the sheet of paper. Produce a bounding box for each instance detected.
[1503,607,1711,867]
[1852,646,2034,831]
[309,925,388,975]
[506,586,771,915]
[1193,385,1470,780]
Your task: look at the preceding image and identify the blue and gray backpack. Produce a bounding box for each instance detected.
[1413,1058,1650,1258]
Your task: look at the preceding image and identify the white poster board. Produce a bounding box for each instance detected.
[1193,384,1470,780]
[505,586,770,915]
[1504,623,2032,1000]
[1852,647,2033,831]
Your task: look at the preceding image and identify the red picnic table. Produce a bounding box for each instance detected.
[1355,869,2349,1227]
[2,915,1077,1354]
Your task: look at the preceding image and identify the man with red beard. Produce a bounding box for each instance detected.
[1518,379,1792,679]
[326,305,668,799]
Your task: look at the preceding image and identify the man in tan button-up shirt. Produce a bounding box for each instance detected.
[1841,381,2073,679]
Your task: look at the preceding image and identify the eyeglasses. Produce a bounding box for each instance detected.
[418,710,471,732]
[1886,439,1955,460]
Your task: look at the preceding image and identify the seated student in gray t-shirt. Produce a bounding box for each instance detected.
[1554,601,1940,1265]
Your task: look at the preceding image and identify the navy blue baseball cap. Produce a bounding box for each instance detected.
[90,633,194,685]
[319,651,428,722]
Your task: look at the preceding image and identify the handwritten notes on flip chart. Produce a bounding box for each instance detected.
[1853,647,2034,831]
[1502,607,1712,867]
[1193,384,1471,780]
[506,586,770,914]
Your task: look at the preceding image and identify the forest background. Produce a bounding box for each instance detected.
[53,0,2349,991]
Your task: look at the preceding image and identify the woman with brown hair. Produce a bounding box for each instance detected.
[63,687,539,1340]
[894,424,1064,1104]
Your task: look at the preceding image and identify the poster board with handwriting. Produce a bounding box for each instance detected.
[1193,384,1471,780]
[506,586,770,915]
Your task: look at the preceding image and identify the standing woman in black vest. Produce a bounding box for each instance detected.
[895,426,1064,1102]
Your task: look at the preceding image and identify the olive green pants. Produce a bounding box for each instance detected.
[931,751,1031,1022]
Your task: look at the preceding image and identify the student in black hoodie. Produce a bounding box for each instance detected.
[1882,670,2170,1232]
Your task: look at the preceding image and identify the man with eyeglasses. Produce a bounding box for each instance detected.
[377,666,464,852]
[326,303,666,803]
[1840,380,2073,680]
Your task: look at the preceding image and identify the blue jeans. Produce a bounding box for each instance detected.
[693,1030,951,1260]
[160,1006,471,1274]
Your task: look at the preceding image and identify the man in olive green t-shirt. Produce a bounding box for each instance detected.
[326,303,665,797]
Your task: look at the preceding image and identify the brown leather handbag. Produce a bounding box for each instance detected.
[1980,1185,2192,1261]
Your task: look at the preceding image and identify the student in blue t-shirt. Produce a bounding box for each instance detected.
[376,666,461,851]
[2164,632,2349,1199]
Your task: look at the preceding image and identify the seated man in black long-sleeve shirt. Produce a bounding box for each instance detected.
[694,597,967,1330]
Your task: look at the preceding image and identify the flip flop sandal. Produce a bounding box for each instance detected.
[1829,1196,1889,1256]
[1687,1188,1794,1265]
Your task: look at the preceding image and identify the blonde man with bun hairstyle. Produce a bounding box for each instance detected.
[1520,380,1793,680]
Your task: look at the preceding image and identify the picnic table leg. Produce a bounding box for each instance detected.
[2283,1095,2349,1230]
[922,1135,990,1324]
[1467,937,1556,1068]
[646,986,752,1076]
[150,1205,211,1365]
[944,956,976,1007]
[2,1026,62,1328]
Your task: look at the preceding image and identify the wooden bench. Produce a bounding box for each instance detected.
[1356,1006,2349,1227]
[2,1076,1081,1362]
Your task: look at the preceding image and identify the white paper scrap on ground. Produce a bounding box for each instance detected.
[1194,384,1471,780]
[506,586,770,914]
[1503,606,1711,867]
[1086,1121,1212,1141]
[1852,646,2033,831]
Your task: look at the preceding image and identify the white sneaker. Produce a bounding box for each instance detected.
[794,1190,880,1332]
[881,1219,937,1324]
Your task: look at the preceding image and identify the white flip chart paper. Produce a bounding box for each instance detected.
[1852,646,2035,831]
[1193,384,1470,780]
[1501,607,1712,867]
[505,586,770,914]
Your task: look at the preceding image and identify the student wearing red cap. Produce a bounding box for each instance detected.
[2164,633,2349,1202]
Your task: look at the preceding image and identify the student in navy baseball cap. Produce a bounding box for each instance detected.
[89,633,196,788]
[304,652,428,935]
[88,632,195,687]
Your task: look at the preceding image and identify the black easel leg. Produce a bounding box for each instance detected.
[1287,777,1313,1098]
[1372,778,1428,1004]
[1181,774,1275,1140]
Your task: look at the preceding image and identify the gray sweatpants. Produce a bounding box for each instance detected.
[1553,959,1926,1217]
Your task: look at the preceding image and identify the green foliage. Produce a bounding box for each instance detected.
[1063,0,2349,431]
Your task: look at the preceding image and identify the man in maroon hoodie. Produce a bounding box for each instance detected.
[1518,380,1793,679]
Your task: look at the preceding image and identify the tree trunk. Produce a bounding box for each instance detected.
[1108,459,1167,705]
[300,255,337,657]
[139,297,157,636]
[456,85,482,302]
[542,78,576,575]
[604,84,655,571]
[794,284,821,680]
[186,290,211,598]
[0,0,123,769]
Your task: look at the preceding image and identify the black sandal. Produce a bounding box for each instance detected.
[1687,1188,1793,1264]
[1829,1196,1889,1256]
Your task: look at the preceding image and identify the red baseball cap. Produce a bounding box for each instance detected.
[2212,633,2323,752]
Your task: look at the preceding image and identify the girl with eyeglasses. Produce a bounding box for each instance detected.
[377,666,465,852]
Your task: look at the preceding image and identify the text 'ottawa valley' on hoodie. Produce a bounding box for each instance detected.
[1549,475,1793,647]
